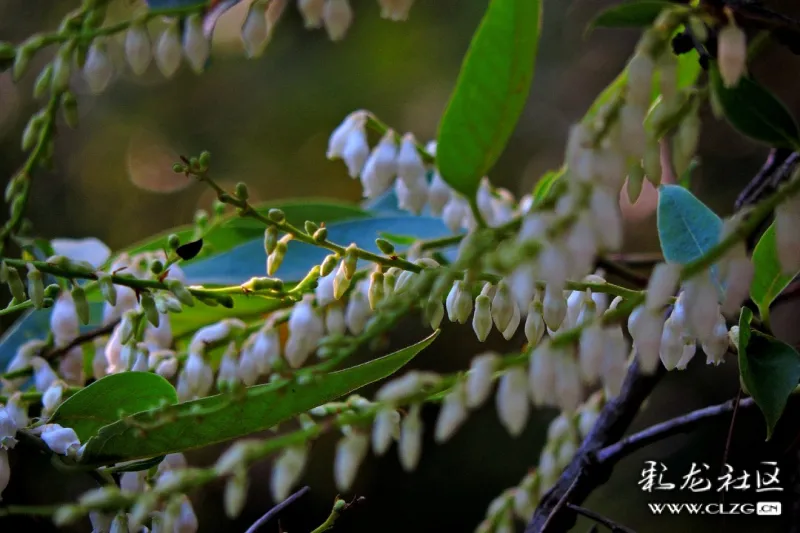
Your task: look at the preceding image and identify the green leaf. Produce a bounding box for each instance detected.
[676,48,701,91]
[657,184,722,265]
[709,64,800,148]
[50,373,178,442]
[587,1,671,33]
[436,0,542,198]
[532,168,565,207]
[738,307,800,440]
[79,331,440,465]
[378,232,418,246]
[750,223,800,324]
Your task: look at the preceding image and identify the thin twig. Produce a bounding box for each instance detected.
[595,258,649,288]
[566,503,637,533]
[243,486,310,533]
[722,387,742,474]
[540,475,580,533]
[719,387,742,530]
[595,396,756,465]
[43,319,119,361]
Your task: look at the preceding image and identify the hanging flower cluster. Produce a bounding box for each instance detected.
[3,1,800,533]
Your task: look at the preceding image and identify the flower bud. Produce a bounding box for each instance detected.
[6,267,25,302]
[496,367,529,437]
[342,125,369,178]
[27,268,44,309]
[155,21,182,78]
[529,342,557,407]
[501,302,521,340]
[267,241,287,275]
[379,0,415,21]
[125,24,152,75]
[33,64,52,99]
[345,285,371,334]
[334,430,369,492]
[270,445,308,502]
[646,262,680,311]
[298,0,325,28]
[399,403,423,471]
[542,285,566,330]
[524,302,545,346]
[396,133,426,186]
[323,0,353,42]
[325,304,346,336]
[333,262,351,300]
[472,295,492,342]
[13,42,35,81]
[491,281,514,332]
[627,52,654,107]
[241,4,269,58]
[465,352,498,408]
[139,291,159,327]
[40,424,81,456]
[224,468,249,519]
[718,22,747,88]
[643,140,662,186]
[434,381,468,443]
[372,408,400,455]
[51,46,72,92]
[183,14,210,73]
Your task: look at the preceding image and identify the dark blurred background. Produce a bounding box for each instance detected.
[3,1,800,532]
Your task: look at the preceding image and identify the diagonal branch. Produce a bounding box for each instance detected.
[595,396,755,465]
[244,486,310,533]
[566,503,637,533]
[525,360,665,532]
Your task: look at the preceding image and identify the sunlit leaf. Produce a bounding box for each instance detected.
[531,168,564,205]
[79,331,440,464]
[436,0,542,198]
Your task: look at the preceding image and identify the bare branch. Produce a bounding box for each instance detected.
[595,397,755,465]
[244,486,310,533]
[566,503,637,533]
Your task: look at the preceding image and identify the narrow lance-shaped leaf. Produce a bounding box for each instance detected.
[738,307,800,440]
[79,331,440,465]
[436,0,542,198]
